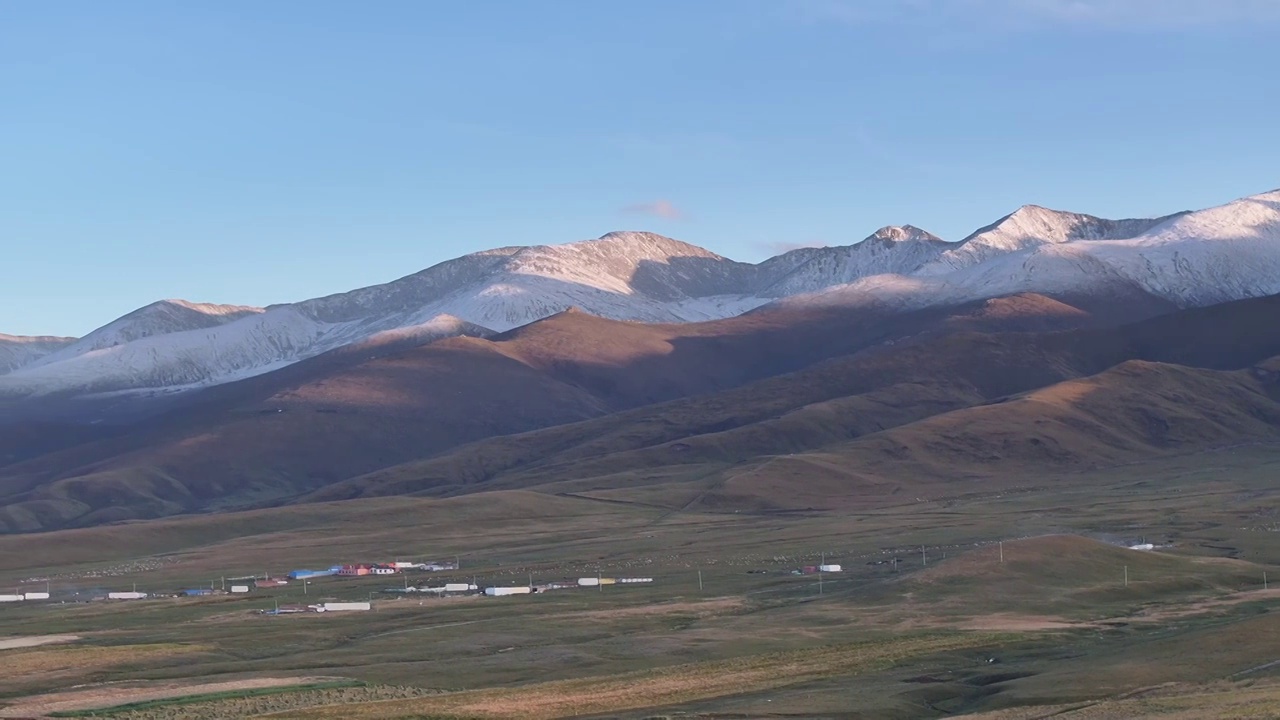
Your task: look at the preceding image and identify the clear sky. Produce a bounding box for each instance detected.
[3,0,1278,337]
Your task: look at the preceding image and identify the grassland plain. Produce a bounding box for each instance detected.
[1,678,360,718]
[2,445,1279,718]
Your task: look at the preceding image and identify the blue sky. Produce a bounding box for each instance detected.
[3,0,1278,337]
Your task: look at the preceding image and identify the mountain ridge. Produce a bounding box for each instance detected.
[3,188,1278,398]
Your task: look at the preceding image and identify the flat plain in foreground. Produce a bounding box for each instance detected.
[1,446,1278,718]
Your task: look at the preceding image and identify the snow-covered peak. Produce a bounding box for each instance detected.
[28,300,264,369]
[756,225,947,297]
[157,299,263,317]
[6,187,1279,399]
[0,333,76,344]
[919,205,1181,275]
[88,299,263,345]
[0,333,77,375]
[1114,189,1280,248]
[500,231,735,298]
[865,225,946,245]
[1077,189,1280,307]
[594,230,725,257]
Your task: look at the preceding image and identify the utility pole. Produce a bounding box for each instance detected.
[922,546,927,566]
[999,541,1004,564]
[1124,566,1129,587]
[597,569,602,592]
[698,570,703,591]
[818,569,824,595]
[221,577,226,592]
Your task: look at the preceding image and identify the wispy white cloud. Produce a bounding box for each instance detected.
[621,199,687,221]
[790,0,1280,30]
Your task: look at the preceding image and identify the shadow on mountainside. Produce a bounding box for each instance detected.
[303,293,1280,505]
[0,289,1122,532]
[5,288,1280,533]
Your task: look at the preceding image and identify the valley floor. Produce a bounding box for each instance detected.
[2,446,1280,719]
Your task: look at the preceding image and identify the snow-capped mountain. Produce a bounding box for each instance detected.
[0,311,489,396]
[27,300,264,370]
[0,334,76,374]
[3,189,1278,398]
[757,225,948,297]
[917,206,1185,275]
[296,231,763,332]
[778,190,1280,314]
[0,233,767,396]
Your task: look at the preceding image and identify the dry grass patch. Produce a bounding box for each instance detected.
[269,633,1010,719]
[0,677,346,718]
[1,644,207,681]
[955,679,1280,719]
[562,597,744,622]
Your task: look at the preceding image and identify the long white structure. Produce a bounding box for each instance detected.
[108,591,147,600]
[320,602,371,612]
[485,586,532,596]
[23,592,50,600]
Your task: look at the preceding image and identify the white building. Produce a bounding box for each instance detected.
[319,601,371,612]
[485,586,532,596]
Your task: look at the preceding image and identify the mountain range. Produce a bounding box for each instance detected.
[3,189,1278,399]
[3,187,1280,533]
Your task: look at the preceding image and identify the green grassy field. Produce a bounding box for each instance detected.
[3,445,1280,718]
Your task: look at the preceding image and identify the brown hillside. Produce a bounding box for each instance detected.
[5,292,1280,532]
[695,359,1280,511]
[314,293,1280,505]
[0,295,1098,532]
